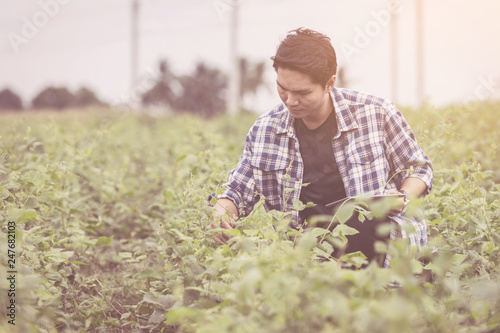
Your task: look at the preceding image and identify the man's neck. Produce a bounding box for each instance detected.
[302,99,334,130]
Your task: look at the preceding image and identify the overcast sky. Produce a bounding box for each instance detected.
[1,0,499,111]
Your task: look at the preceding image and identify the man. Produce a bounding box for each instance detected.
[210,28,433,265]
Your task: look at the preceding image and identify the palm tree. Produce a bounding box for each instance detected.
[141,60,176,108]
[239,58,267,98]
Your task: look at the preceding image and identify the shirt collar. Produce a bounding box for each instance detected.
[277,106,295,136]
[331,87,359,134]
[277,87,359,136]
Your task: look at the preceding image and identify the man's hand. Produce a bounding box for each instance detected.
[386,177,428,217]
[211,198,239,245]
[385,188,407,217]
[211,219,237,245]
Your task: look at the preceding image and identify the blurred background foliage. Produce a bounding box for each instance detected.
[0,57,271,117]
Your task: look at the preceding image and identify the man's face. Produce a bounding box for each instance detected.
[276,67,334,121]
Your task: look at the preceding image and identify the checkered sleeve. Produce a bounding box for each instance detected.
[382,102,432,262]
[383,102,433,195]
[210,128,260,218]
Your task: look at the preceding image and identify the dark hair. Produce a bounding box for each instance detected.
[271,28,337,87]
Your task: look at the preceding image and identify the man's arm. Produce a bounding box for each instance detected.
[384,103,434,196]
[387,177,428,217]
[210,198,239,245]
[400,177,428,199]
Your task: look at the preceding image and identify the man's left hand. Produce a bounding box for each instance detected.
[385,188,407,217]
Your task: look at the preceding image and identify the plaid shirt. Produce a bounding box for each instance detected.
[216,87,433,252]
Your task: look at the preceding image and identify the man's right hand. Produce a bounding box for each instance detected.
[210,198,239,245]
[211,219,236,245]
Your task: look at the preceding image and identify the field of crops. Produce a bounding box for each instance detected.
[1,102,499,332]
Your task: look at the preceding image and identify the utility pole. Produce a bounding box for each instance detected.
[131,0,140,93]
[227,2,240,114]
[390,0,399,104]
[416,0,424,106]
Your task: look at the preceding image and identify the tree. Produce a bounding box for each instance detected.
[239,58,267,98]
[0,88,23,111]
[74,87,107,108]
[141,60,176,107]
[31,86,106,110]
[140,58,267,116]
[32,87,75,110]
[174,63,227,117]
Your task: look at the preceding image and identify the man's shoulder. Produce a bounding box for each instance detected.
[334,88,393,109]
[333,88,399,123]
[250,103,290,134]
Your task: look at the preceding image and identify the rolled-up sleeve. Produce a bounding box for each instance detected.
[384,103,433,195]
[207,129,259,217]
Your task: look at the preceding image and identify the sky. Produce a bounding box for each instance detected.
[1,0,500,112]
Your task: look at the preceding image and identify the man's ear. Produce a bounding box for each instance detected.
[325,75,336,92]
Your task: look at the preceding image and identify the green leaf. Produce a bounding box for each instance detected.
[297,232,317,252]
[292,198,306,211]
[243,229,259,236]
[471,300,491,323]
[311,227,330,238]
[263,231,278,241]
[489,312,500,329]
[411,259,423,274]
[143,292,178,310]
[3,182,21,190]
[9,208,39,222]
[70,261,87,266]
[358,211,365,222]
[340,251,367,268]
[120,312,131,320]
[374,241,388,254]
[0,187,11,200]
[470,198,486,206]
[332,224,359,237]
[139,269,162,280]
[45,271,63,282]
[220,228,241,237]
[335,202,355,223]
[287,229,302,237]
[169,228,194,241]
[27,170,46,186]
[95,236,113,246]
[320,240,334,255]
[313,247,332,259]
[236,238,255,254]
[481,241,495,255]
[376,223,392,237]
[119,252,133,258]
[166,307,200,324]
[20,209,39,222]
[452,253,468,266]
[44,250,74,263]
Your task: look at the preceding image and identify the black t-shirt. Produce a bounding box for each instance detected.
[295,111,346,224]
[294,111,389,266]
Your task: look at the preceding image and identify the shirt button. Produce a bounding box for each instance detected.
[295,177,300,181]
